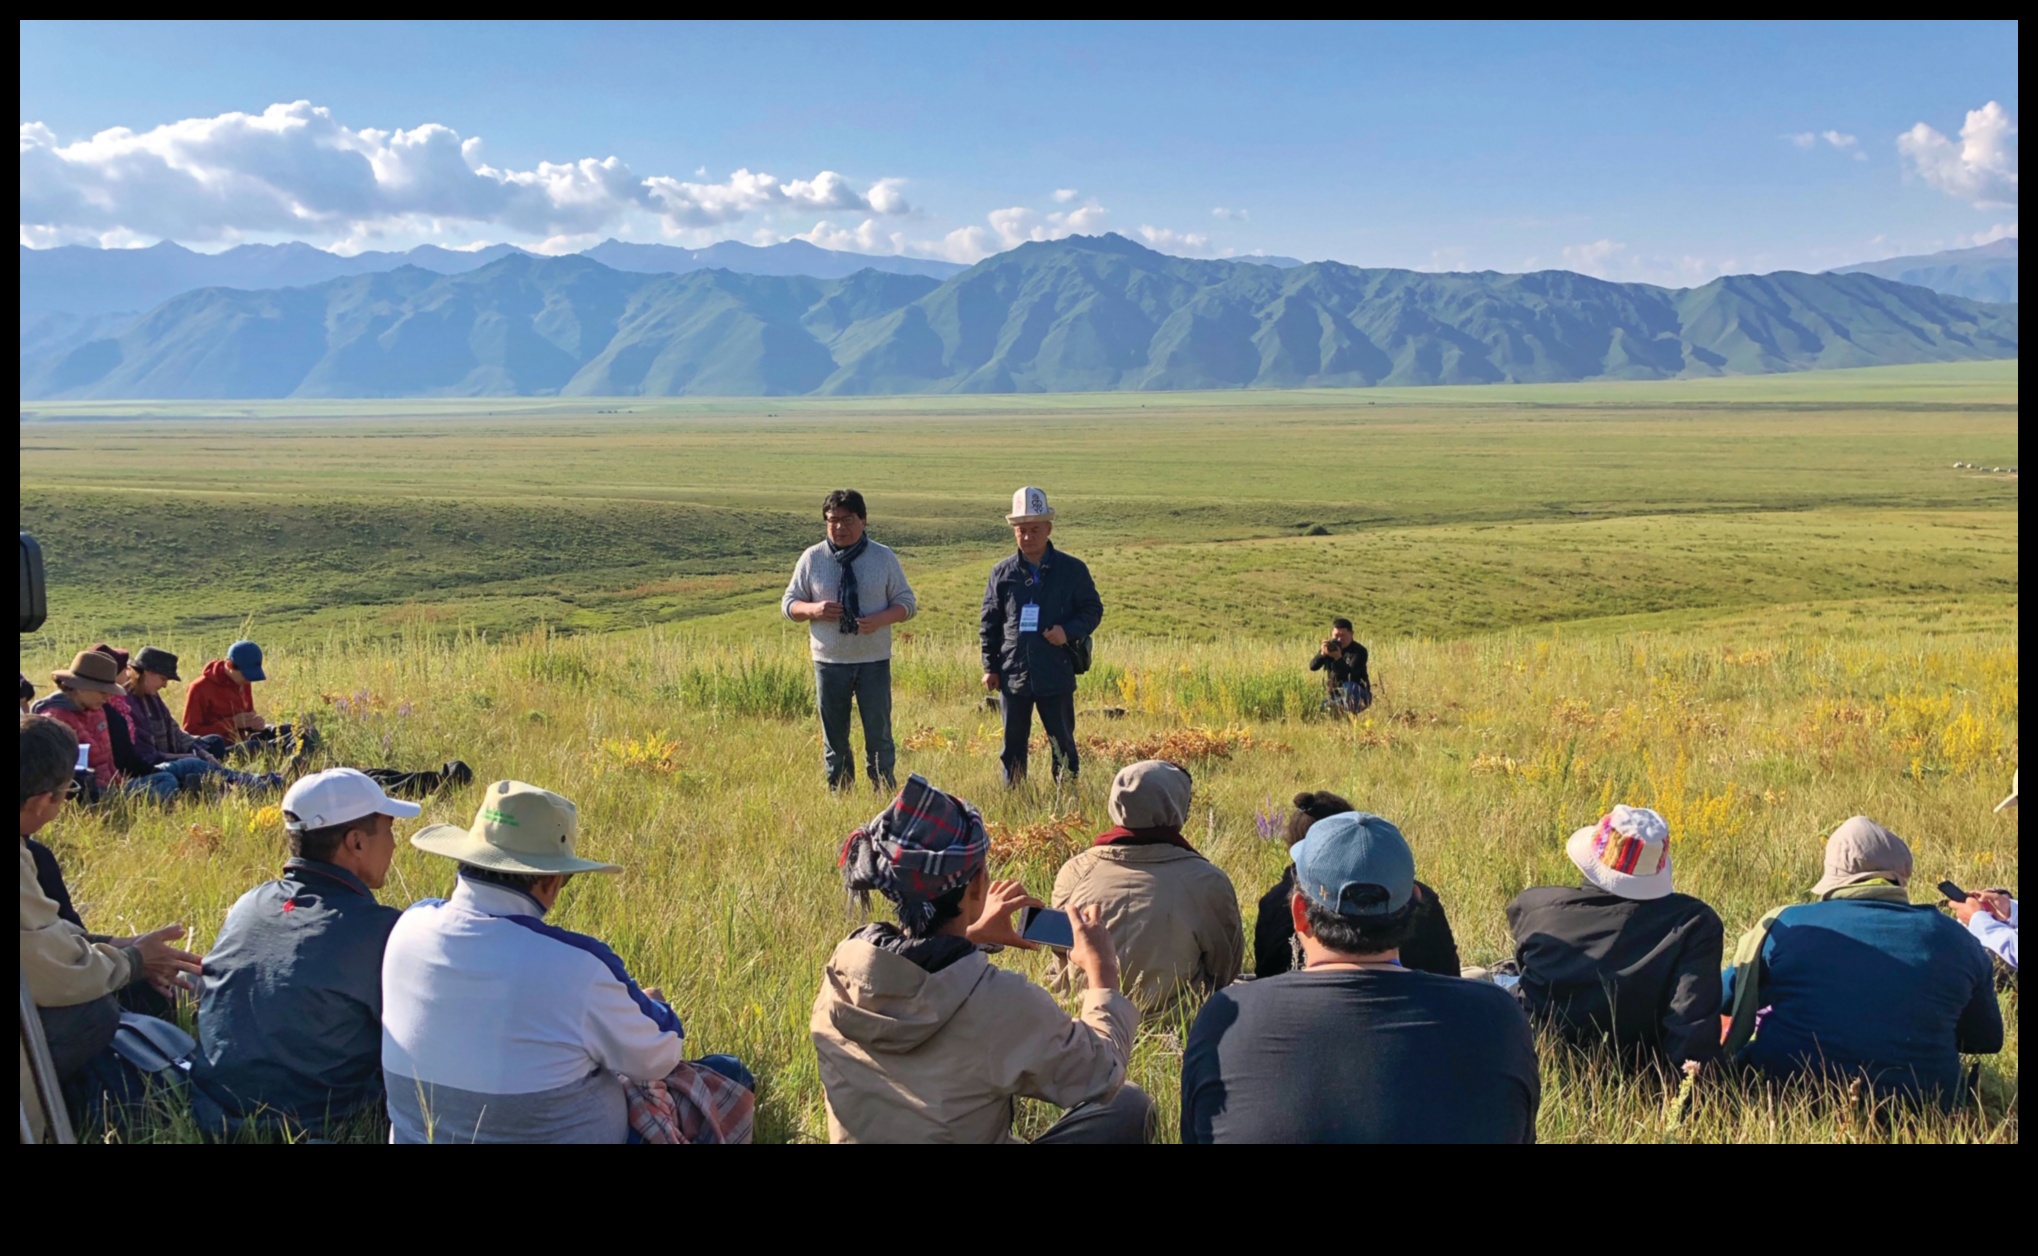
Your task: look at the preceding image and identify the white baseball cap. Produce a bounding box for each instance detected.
[282,768,422,832]
[1006,486,1055,523]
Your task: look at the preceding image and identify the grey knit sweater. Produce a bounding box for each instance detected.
[781,539,918,664]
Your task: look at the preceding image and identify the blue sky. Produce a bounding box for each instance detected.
[18,20,2020,282]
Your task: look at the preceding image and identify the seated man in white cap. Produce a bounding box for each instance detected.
[190,767,420,1138]
[1721,816,2003,1108]
[1050,760,1243,1016]
[381,781,752,1143]
[980,486,1103,785]
[1182,811,1539,1143]
[1505,805,1724,1068]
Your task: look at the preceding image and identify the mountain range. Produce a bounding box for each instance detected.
[19,234,2016,400]
[1827,237,2017,304]
[17,236,967,328]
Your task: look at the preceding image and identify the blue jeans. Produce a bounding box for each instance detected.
[123,757,276,803]
[814,660,895,789]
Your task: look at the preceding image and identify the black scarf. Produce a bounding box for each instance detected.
[828,536,869,634]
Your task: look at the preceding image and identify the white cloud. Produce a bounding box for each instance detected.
[1959,221,2019,246]
[1211,206,1248,222]
[1137,224,1216,255]
[1896,100,2018,208]
[793,217,911,255]
[1560,238,1625,277]
[18,100,912,248]
[1052,188,1079,203]
[1785,129,1865,159]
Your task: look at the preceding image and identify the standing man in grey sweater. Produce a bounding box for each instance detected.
[783,489,919,790]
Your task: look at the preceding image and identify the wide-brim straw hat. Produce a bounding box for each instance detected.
[411,779,621,875]
[51,649,125,696]
[1005,485,1055,523]
[1996,771,2018,814]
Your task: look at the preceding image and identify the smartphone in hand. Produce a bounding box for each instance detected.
[1019,906,1075,950]
[1938,880,1968,903]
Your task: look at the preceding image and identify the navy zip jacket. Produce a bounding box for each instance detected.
[190,858,400,1135]
[980,542,1103,698]
[1726,896,2001,1105]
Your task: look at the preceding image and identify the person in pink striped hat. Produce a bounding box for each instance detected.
[1504,805,1725,1068]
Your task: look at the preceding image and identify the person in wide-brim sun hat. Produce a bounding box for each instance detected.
[409,779,622,873]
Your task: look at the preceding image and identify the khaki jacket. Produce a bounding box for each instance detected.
[810,937,1135,1143]
[1051,843,1244,1016]
[20,841,139,1008]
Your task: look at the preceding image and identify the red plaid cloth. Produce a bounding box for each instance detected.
[624,1060,755,1144]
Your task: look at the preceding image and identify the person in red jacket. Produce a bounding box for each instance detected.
[181,640,314,762]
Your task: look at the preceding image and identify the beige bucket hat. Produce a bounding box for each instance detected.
[1005,486,1055,524]
[1108,759,1193,829]
[411,780,622,875]
[1809,815,1912,897]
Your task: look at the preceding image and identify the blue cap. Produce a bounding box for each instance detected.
[227,639,266,682]
[1292,812,1415,917]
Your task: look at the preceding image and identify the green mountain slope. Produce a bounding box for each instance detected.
[1828,238,2017,304]
[21,235,2018,400]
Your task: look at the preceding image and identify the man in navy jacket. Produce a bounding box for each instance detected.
[980,487,1103,785]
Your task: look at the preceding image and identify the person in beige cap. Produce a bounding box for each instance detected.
[1505,805,1724,1067]
[1049,760,1243,1015]
[979,486,1104,785]
[1721,816,2002,1107]
[380,781,752,1142]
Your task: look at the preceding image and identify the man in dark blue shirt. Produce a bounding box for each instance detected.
[190,768,420,1137]
[979,486,1103,785]
[1183,811,1539,1143]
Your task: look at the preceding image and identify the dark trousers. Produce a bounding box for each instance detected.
[1000,688,1078,783]
[1031,1083,1154,1144]
[815,660,895,789]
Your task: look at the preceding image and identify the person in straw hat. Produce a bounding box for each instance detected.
[1949,771,2017,972]
[380,781,753,1142]
[1720,815,2003,1107]
[979,486,1103,785]
[1505,805,1725,1068]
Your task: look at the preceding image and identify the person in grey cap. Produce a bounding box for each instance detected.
[1181,811,1539,1143]
[980,487,1103,786]
[1720,816,2001,1107]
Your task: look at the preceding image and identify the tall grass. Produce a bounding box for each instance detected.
[25,597,2017,1143]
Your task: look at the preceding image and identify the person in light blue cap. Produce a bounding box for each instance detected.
[1181,809,1540,1143]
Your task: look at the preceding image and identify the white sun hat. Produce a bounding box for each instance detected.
[410,779,622,875]
[1005,486,1055,523]
[1996,771,2018,814]
[1566,804,1674,900]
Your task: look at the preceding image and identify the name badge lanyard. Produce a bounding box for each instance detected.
[1019,555,1045,633]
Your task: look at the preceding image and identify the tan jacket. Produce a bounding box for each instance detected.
[810,937,1136,1143]
[1051,843,1244,1015]
[20,840,139,1008]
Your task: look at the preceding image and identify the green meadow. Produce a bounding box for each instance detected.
[16,360,2021,1142]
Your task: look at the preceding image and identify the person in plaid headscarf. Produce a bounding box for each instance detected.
[813,774,1152,1143]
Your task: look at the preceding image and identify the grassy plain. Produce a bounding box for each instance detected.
[16,361,2021,1142]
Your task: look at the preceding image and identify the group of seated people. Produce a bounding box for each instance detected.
[20,639,302,805]
[20,698,2018,1142]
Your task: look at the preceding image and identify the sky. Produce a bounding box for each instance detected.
[18,20,2020,284]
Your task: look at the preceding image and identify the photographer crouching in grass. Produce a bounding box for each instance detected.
[1310,616,1371,714]
[783,489,918,792]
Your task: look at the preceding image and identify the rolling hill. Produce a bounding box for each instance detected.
[20,234,2018,399]
[1829,238,2017,304]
